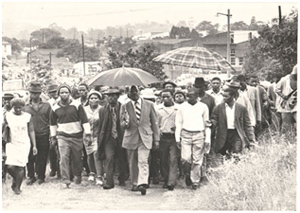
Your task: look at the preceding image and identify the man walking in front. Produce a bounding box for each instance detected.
[120,85,160,195]
[175,88,211,190]
[50,84,92,188]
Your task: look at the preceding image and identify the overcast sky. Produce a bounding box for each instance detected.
[2,1,298,32]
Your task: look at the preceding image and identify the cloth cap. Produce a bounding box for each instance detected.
[48,84,58,92]
[57,84,72,95]
[29,81,42,93]
[163,81,177,89]
[87,90,103,100]
[104,88,121,95]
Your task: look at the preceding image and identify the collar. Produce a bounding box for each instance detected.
[225,102,236,109]
[27,98,44,106]
[131,98,141,106]
[208,89,222,95]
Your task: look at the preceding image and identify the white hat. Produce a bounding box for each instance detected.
[140,88,156,99]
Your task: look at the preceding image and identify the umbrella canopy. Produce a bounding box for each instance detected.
[153,46,236,72]
[86,66,161,87]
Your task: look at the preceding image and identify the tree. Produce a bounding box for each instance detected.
[189,29,199,38]
[231,21,249,30]
[169,26,179,38]
[195,21,219,35]
[2,37,22,55]
[31,28,61,44]
[107,43,166,80]
[243,9,297,80]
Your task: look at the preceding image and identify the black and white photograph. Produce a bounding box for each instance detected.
[1,1,298,211]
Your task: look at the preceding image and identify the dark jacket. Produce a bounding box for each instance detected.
[211,102,254,153]
[97,102,123,160]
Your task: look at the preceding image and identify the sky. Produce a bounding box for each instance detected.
[2,1,298,32]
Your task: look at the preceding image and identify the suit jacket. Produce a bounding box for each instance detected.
[97,102,123,160]
[120,99,160,150]
[247,86,262,122]
[211,102,254,153]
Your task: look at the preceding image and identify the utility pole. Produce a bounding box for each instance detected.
[81,34,86,76]
[49,52,52,64]
[29,37,32,69]
[127,28,128,38]
[278,6,282,26]
[217,9,232,78]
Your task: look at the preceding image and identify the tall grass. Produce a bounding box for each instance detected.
[183,129,297,210]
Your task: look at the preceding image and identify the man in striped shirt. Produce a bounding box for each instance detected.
[50,84,92,188]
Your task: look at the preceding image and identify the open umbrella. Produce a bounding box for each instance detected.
[86,66,161,87]
[152,46,236,72]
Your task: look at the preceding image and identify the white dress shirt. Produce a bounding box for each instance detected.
[206,89,223,105]
[225,102,236,129]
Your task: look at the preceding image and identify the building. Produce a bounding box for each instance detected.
[73,61,102,76]
[2,41,12,59]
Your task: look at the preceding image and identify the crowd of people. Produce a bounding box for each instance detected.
[2,64,297,196]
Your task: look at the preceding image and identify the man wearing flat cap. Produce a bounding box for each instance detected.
[97,88,129,189]
[120,85,160,195]
[163,81,177,93]
[24,81,52,185]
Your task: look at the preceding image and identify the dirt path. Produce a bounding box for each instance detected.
[2,175,199,211]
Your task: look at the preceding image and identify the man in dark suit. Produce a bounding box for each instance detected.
[211,88,255,157]
[97,88,129,189]
[120,85,160,195]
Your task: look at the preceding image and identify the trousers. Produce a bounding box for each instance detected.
[57,136,83,184]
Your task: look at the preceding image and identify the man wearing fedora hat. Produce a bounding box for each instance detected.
[163,81,177,93]
[24,81,52,185]
[97,88,129,189]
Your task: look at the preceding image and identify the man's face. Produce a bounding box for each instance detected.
[107,94,119,106]
[49,91,58,99]
[211,80,221,91]
[161,91,173,106]
[186,90,198,105]
[129,88,140,101]
[59,87,70,101]
[222,91,234,104]
[174,93,185,104]
[3,98,13,107]
[30,92,41,101]
[78,85,88,98]
[249,78,258,87]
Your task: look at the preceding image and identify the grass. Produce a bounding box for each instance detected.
[2,129,297,211]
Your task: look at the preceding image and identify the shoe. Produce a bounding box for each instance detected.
[152,177,159,184]
[185,175,192,186]
[162,184,168,189]
[14,188,22,195]
[131,185,139,191]
[49,170,56,177]
[74,176,82,184]
[137,185,146,195]
[201,176,209,184]
[167,185,175,191]
[26,177,37,185]
[103,184,114,190]
[96,176,104,186]
[88,174,95,182]
[192,183,199,190]
[37,179,45,185]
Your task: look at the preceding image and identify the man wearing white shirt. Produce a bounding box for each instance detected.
[206,77,224,106]
[175,88,211,190]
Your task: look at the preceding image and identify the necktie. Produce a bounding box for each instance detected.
[135,101,141,122]
[111,108,118,139]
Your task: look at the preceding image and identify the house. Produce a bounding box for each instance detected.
[2,41,12,59]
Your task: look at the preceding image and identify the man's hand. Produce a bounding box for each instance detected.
[153,141,159,150]
[85,134,92,146]
[176,141,181,149]
[50,136,57,146]
[203,142,210,154]
[32,147,38,155]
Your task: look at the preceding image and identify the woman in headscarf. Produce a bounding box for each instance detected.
[4,98,37,194]
[83,90,105,185]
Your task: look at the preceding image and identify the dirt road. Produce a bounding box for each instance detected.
[2,175,204,211]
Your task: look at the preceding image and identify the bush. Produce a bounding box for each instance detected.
[180,131,297,210]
